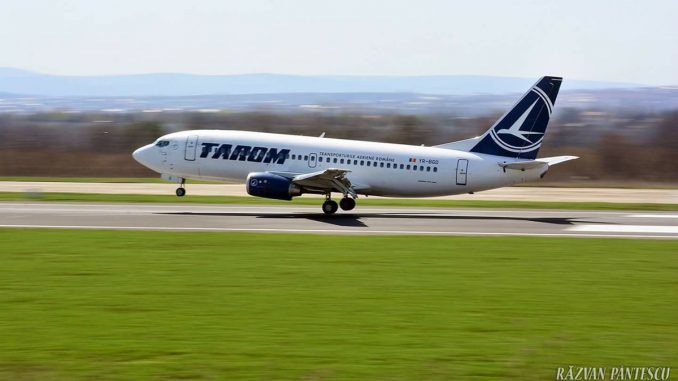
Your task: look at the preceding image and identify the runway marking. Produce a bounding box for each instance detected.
[569,224,678,234]
[0,224,676,239]
[628,214,678,219]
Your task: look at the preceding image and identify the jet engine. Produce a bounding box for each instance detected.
[246,172,302,200]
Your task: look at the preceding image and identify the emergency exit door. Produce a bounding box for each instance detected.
[308,153,317,168]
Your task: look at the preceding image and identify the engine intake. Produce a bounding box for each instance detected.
[246,172,302,200]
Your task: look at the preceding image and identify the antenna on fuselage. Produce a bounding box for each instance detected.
[319,132,326,138]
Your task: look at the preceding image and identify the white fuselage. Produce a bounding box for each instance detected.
[134,129,547,197]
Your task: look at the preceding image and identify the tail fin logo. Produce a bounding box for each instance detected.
[467,76,562,160]
[487,87,552,153]
[496,99,542,143]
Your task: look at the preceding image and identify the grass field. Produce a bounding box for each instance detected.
[0,229,676,380]
[1,191,677,211]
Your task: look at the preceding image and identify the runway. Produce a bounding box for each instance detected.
[1,202,677,238]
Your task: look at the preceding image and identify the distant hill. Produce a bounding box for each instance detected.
[2,87,677,115]
[0,68,646,97]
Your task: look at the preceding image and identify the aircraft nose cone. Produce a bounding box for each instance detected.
[132,144,153,166]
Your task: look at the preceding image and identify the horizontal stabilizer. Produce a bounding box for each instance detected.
[498,155,578,171]
[537,155,579,166]
[499,161,548,171]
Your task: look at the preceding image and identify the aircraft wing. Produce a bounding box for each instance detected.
[271,168,359,197]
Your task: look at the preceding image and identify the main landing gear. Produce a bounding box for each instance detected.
[175,179,186,197]
[322,199,338,215]
[339,197,355,211]
[321,193,356,215]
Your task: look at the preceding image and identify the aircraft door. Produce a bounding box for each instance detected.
[184,135,198,161]
[308,153,317,168]
[456,159,468,185]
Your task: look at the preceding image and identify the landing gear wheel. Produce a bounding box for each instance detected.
[322,200,338,215]
[175,187,186,197]
[339,197,356,211]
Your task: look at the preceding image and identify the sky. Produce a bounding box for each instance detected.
[0,0,676,85]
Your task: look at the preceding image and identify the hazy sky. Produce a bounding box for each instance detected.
[1,0,676,84]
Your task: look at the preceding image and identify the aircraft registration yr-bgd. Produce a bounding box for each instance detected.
[133,76,577,214]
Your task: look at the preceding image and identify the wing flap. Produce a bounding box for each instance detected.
[288,168,358,197]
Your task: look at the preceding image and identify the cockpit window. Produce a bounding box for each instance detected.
[155,140,170,147]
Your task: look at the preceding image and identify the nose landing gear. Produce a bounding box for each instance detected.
[175,178,186,197]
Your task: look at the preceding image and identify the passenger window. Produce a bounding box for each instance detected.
[406,165,411,170]
[433,167,438,172]
[386,163,391,168]
[292,154,296,160]
[340,159,345,164]
[420,166,424,171]
[304,155,309,161]
[400,164,404,169]
[427,166,431,172]
[326,157,330,163]
[360,160,364,166]
[413,165,417,170]
[333,158,337,163]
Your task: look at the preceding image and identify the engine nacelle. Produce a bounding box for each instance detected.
[246,172,302,201]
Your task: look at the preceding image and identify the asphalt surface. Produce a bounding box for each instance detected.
[1,202,677,239]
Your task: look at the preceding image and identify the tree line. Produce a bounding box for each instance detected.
[0,110,676,183]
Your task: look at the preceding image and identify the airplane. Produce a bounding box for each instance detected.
[133,76,577,214]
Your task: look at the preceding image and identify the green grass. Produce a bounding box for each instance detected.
[0,230,676,380]
[1,191,677,211]
[0,176,221,184]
